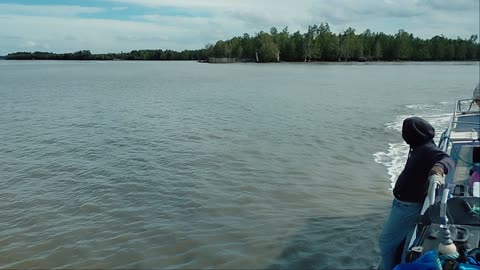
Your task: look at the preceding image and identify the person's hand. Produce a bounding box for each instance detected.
[429,165,444,177]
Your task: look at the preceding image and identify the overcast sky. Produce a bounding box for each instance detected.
[0,0,479,55]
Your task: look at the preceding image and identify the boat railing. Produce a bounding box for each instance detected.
[456,98,480,113]
[438,99,480,151]
[408,174,445,250]
[438,102,457,152]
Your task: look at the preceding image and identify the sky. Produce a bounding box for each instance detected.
[0,0,479,55]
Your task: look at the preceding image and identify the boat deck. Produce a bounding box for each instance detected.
[453,114,480,133]
[440,100,479,186]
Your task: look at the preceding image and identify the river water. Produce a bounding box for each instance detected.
[0,60,478,269]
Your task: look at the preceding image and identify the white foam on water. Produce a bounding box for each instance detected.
[373,142,409,190]
[405,104,436,110]
[374,105,453,190]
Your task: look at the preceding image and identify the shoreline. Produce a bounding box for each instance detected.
[2,59,479,64]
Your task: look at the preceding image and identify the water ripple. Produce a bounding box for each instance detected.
[1,61,477,269]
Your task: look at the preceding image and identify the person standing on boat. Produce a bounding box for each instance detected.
[379,116,454,270]
[473,83,480,108]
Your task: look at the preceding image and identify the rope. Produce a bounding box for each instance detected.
[434,251,460,270]
[434,251,443,270]
[459,100,480,113]
[439,252,460,261]
[471,205,480,217]
[443,136,477,167]
[466,101,475,112]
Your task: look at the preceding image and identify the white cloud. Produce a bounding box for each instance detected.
[111,6,129,11]
[140,14,212,25]
[424,0,478,11]
[0,0,478,54]
[107,0,478,37]
[25,41,36,47]
[0,3,104,17]
[0,14,232,54]
[106,0,252,9]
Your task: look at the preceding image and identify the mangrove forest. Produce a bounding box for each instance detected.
[5,23,480,62]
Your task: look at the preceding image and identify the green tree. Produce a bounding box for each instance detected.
[394,29,413,60]
[255,32,279,62]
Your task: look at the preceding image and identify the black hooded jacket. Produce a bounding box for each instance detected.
[393,117,454,203]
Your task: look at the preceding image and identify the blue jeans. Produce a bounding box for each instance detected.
[379,198,422,270]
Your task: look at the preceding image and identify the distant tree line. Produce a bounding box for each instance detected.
[5,49,207,61]
[206,24,480,62]
[5,23,480,62]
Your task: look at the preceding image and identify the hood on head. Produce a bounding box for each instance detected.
[402,116,435,147]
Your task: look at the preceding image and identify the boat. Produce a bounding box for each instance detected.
[395,98,480,270]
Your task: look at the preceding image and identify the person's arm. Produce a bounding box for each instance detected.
[429,151,454,176]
